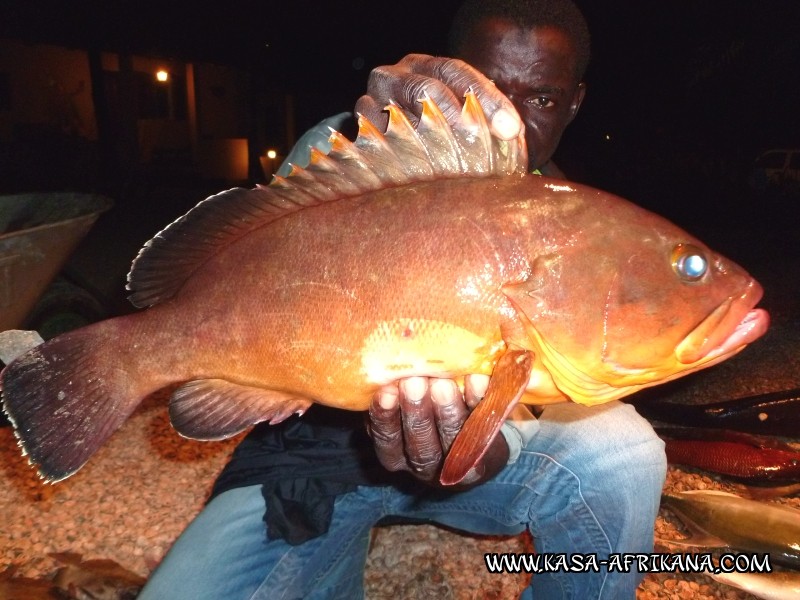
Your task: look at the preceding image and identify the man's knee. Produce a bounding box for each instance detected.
[534,401,666,493]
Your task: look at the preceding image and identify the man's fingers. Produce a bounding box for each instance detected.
[426,57,522,140]
[398,377,441,481]
[353,94,389,132]
[368,384,409,472]
[430,378,469,453]
[363,54,522,140]
[464,374,490,409]
[365,66,462,128]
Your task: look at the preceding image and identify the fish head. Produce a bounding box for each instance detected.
[504,182,769,405]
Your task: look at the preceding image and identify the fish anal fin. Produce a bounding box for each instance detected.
[169,379,313,440]
[439,349,533,485]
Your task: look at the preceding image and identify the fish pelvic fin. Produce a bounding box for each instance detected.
[439,349,533,485]
[0,323,147,482]
[169,379,313,440]
[127,92,527,308]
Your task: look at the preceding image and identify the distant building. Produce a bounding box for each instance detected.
[0,38,293,191]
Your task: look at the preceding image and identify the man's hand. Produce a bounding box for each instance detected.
[354,54,522,142]
[368,375,509,488]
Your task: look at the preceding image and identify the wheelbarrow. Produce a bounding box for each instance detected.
[0,193,113,336]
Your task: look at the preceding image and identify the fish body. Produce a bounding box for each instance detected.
[658,427,800,483]
[665,439,800,482]
[0,93,768,483]
[707,569,800,600]
[661,490,800,568]
[638,388,800,438]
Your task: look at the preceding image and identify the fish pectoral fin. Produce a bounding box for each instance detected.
[439,349,533,485]
[169,379,312,440]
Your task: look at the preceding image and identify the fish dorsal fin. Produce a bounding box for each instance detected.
[127,92,527,307]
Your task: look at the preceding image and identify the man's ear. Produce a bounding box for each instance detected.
[567,82,587,124]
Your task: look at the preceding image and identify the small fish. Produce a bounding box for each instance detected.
[638,388,800,438]
[707,570,800,600]
[0,93,768,486]
[660,490,800,568]
[659,427,800,483]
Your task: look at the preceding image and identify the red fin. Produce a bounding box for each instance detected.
[439,349,533,485]
[169,379,313,440]
[0,323,144,482]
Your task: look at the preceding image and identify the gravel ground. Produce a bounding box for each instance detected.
[2,400,796,600]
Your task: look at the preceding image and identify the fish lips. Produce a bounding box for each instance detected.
[675,279,769,365]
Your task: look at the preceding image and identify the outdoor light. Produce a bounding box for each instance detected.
[156,69,169,83]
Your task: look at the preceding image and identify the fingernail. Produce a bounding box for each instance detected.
[400,377,427,403]
[490,109,522,140]
[430,379,457,406]
[378,386,399,409]
[466,374,490,399]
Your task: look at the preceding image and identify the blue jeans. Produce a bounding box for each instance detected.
[139,401,666,599]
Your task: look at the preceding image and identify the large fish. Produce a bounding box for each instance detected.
[0,93,768,485]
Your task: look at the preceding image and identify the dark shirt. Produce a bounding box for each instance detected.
[210,405,409,544]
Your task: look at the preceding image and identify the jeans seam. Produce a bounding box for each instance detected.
[521,451,612,600]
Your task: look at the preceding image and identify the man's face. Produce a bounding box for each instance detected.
[459,18,586,170]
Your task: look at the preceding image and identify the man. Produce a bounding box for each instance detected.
[139,1,666,598]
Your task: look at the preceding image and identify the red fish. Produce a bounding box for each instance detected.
[0,93,768,485]
[666,439,800,482]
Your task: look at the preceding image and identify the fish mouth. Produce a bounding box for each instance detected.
[675,280,769,365]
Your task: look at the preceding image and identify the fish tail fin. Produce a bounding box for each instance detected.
[1,320,150,482]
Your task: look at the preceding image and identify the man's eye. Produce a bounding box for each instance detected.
[524,96,555,109]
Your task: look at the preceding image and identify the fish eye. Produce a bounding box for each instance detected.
[671,244,708,281]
